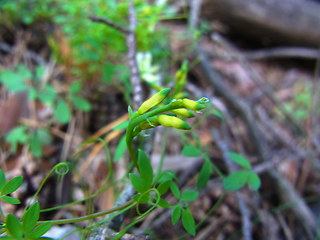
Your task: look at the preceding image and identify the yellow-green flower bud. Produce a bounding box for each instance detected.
[171,99,184,108]
[171,108,195,118]
[182,99,205,111]
[138,88,171,115]
[158,115,191,130]
[139,116,160,130]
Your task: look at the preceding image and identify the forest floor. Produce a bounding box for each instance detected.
[1,1,320,240]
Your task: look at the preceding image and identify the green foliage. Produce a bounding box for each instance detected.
[197,159,212,189]
[0,64,91,157]
[223,153,261,191]
[6,126,52,157]
[0,169,22,204]
[0,64,91,124]
[114,135,127,162]
[4,202,52,240]
[282,82,314,121]
[0,170,51,239]
[181,207,196,236]
[227,152,251,170]
[182,145,202,157]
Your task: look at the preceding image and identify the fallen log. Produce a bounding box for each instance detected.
[202,0,320,47]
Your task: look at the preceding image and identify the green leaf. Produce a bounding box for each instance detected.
[181,207,196,236]
[114,135,127,162]
[23,202,40,233]
[180,190,199,202]
[247,172,261,191]
[128,105,133,118]
[71,96,91,112]
[197,160,212,189]
[113,120,129,130]
[54,99,71,123]
[223,170,249,191]
[158,171,176,183]
[171,206,182,224]
[1,176,23,195]
[68,82,82,94]
[182,145,202,157]
[30,133,43,157]
[35,65,45,81]
[157,180,171,195]
[132,193,149,204]
[102,62,115,84]
[138,150,153,186]
[6,214,22,239]
[0,67,28,92]
[38,85,57,104]
[0,169,5,189]
[6,126,28,153]
[170,182,180,199]
[210,109,225,120]
[29,222,52,239]
[158,198,170,208]
[227,152,251,169]
[129,173,149,193]
[37,128,52,145]
[1,196,20,204]
[28,88,38,100]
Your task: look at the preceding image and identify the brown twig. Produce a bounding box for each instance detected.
[244,47,320,60]
[126,0,143,110]
[88,15,130,34]
[212,128,253,240]
[196,45,268,162]
[211,33,304,135]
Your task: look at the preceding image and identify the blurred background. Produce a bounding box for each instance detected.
[0,0,320,239]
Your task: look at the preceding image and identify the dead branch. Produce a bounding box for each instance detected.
[204,0,320,47]
[196,45,268,162]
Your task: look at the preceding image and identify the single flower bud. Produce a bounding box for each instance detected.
[158,115,191,130]
[138,88,171,115]
[182,99,205,111]
[171,108,195,118]
[139,116,160,130]
[171,99,184,108]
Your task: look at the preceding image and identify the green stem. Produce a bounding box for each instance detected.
[154,128,168,183]
[0,205,5,221]
[37,200,135,225]
[41,139,114,212]
[126,102,184,173]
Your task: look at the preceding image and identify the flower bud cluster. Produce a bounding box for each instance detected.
[132,88,209,134]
